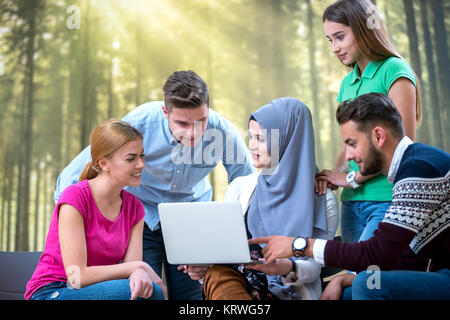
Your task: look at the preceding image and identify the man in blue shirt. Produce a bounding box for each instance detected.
[54,70,255,300]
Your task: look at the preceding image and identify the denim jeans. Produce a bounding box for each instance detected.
[351,268,450,300]
[30,279,165,300]
[142,223,202,300]
[340,201,391,243]
[339,200,390,300]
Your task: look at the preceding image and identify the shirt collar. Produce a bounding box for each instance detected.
[350,60,384,84]
[387,136,414,183]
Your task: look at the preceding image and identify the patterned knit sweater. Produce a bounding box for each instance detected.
[324,143,450,272]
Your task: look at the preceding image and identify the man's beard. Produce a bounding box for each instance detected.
[359,141,383,176]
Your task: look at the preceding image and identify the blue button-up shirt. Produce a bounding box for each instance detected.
[54,101,255,230]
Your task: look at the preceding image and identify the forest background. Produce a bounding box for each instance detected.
[0,0,449,251]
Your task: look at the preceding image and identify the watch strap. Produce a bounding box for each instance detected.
[346,171,361,189]
[282,258,297,278]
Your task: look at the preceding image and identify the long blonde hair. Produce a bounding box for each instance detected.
[79,120,143,181]
[323,0,422,124]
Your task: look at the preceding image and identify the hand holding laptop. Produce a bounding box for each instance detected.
[178,264,210,281]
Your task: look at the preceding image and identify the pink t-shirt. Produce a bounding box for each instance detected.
[25,180,145,300]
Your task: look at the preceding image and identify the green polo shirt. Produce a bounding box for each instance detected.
[337,56,416,202]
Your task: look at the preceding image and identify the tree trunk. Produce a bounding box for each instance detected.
[429,0,450,151]
[6,168,14,251]
[271,0,284,98]
[15,86,27,251]
[33,159,41,251]
[0,148,10,250]
[402,0,422,81]
[80,0,91,149]
[15,0,39,251]
[135,9,142,107]
[419,0,445,149]
[52,59,65,177]
[402,0,431,144]
[0,177,5,250]
[42,166,50,249]
[255,0,273,104]
[306,0,323,166]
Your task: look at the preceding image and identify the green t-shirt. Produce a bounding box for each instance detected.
[337,56,416,202]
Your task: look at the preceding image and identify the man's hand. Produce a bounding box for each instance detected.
[320,273,356,300]
[248,236,295,263]
[178,265,210,281]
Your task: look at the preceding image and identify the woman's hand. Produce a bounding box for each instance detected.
[315,169,347,195]
[135,262,167,299]
[245,258,292,276]
[129,267,155,300]
[178,265,210,281]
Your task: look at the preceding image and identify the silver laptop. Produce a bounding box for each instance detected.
[158,201,261,265]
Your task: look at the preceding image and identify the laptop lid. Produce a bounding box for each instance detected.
[158,201,255,265]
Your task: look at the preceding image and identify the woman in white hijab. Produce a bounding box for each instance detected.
[203,98,338,300]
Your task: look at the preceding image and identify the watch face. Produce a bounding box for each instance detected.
[294,237,307,250]
[347,171,355,180]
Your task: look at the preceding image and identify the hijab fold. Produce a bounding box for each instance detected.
[247,97,328,238]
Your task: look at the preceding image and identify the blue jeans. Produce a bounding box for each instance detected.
[142,223,202,300]
[30,280,165,300]
[351,268,450,300]
[341,201,391,243]
[340,200,390,300]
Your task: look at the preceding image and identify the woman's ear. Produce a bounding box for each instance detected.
[98,157,109,172]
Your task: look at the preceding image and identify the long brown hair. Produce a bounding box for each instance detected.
[323,0,422,124]
[79,120,143,181]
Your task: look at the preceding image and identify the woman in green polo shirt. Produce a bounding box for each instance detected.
[315,0,422,300]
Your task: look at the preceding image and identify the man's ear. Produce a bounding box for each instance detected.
[162,105,169,119]
[372,126,387,148]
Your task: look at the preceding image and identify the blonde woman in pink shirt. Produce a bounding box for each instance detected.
[25,120,166,300]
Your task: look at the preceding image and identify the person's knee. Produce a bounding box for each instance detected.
[203,265,251,300]
[149,283,165,300]
[341,286,353,300]
[351,271,384,300]
[203,265,226,299]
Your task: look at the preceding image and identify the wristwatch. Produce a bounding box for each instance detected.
[292,236,308,258]
[346,171,361,189]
